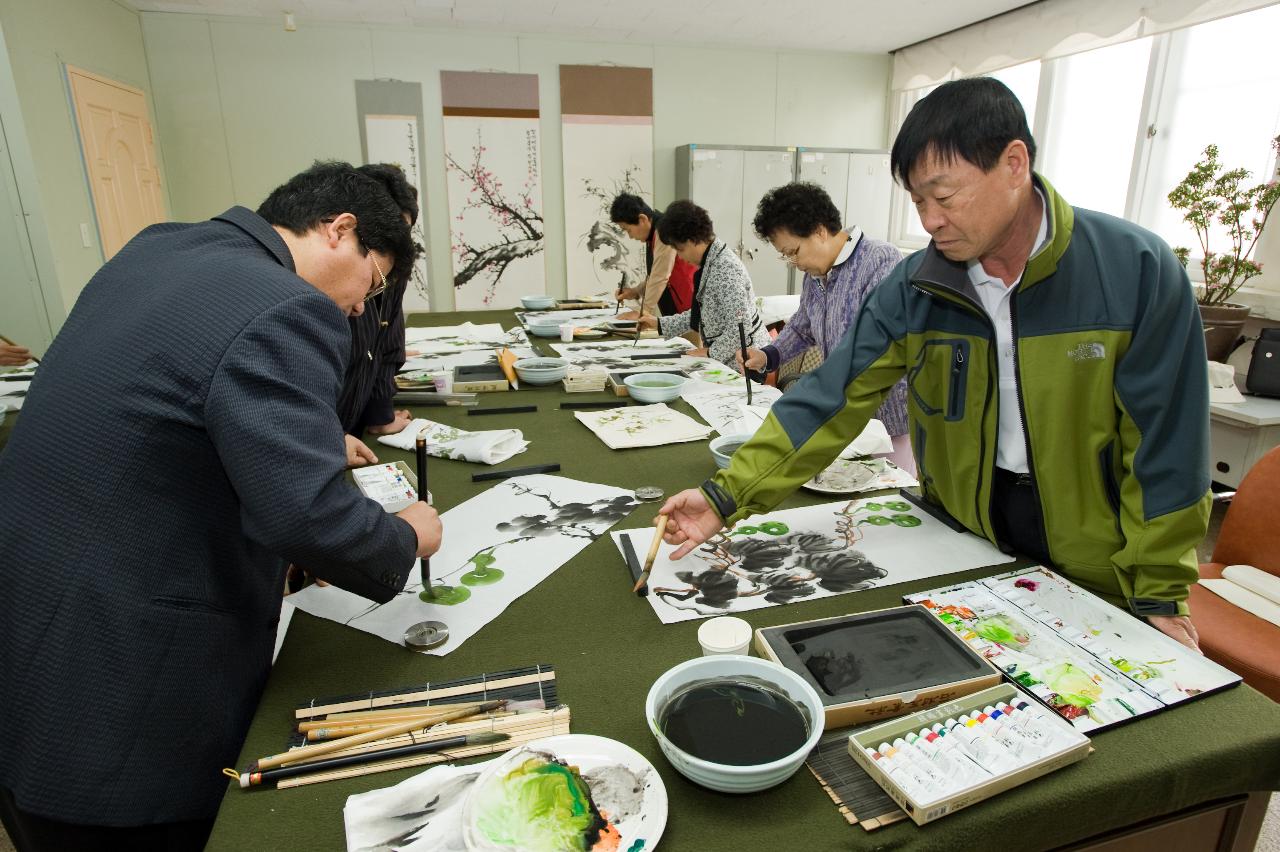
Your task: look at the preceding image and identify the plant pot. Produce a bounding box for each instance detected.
[1199,303,1251,362]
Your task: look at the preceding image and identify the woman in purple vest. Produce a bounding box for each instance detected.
[741,182,912,473]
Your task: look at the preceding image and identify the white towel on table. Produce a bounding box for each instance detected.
[345,758,496,852]
[376,418,527,465]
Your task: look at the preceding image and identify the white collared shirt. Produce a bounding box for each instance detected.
[966,190,1049,474]
[818,227,862,286]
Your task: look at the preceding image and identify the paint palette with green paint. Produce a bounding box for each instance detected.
[462,734,666,852]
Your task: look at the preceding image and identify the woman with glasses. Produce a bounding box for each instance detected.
[635,200,769,367]
[741,182,911,471]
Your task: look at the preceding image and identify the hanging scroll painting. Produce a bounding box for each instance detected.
[441,71,545,309]
[560,65,654,300]
[364,113,432,312]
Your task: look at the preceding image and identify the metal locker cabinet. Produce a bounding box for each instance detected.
[796,148,851,215]
[676,145,745,253]
[740,148,796,296]
[845,151,893,242]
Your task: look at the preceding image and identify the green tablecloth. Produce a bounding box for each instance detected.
[134,309,1279,849]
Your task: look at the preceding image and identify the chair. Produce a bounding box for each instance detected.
[1188,445,1280,701]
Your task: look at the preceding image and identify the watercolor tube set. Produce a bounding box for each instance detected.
[848,683,1091,825]
[350,462,421,514]
[906,567,1241,732]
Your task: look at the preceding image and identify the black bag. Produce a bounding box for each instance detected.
[1246,327,1280,398]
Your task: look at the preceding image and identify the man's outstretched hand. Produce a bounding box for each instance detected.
[658,488,727,559]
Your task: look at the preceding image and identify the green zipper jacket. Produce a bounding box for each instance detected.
[703,176,1210,616]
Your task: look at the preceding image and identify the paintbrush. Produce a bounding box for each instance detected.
[231,732,509,788]
[251,700,506,771]
[737,320,753,406]
[631,513,668,593]
[300,699,546,740]
[416,427,433,596]
[0,334,38,365]
[299,700,487,729]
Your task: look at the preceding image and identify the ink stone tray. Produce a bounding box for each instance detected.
[754,604,1001,728]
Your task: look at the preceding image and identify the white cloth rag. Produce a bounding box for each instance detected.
[377,418,527,465]
[344,758,497,852]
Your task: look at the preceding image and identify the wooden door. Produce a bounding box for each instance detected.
[66,66,165,259]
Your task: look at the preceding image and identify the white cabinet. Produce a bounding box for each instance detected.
[798,148,893,242]
[676,145,796,296]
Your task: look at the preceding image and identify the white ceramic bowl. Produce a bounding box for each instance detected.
[513,357,569,385]
[525,320,563,338]
[520,294,557,310]
[709,432,753,469]
[644,655,824,793]
[623,372,685,403]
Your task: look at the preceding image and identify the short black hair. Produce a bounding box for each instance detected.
[257,160,418,282]
[658,200,714,246]
[890,77,1037,191]
[609,193,658,226]
[357,163,419,226]
[752,182,842,241]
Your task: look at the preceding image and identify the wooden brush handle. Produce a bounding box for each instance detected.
[255,700,503,770]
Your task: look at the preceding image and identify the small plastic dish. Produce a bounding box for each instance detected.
[709,432,753,469]
[519,294,557,310]
[623,372,685,403]
[513,357,569,385]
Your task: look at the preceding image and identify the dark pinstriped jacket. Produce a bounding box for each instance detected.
[337,284,405,435]
[0,207,418,825]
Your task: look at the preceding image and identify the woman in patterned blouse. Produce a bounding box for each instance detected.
[636,200,769,367]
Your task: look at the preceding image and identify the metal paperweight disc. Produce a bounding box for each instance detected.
[404,620,449,651]
[635,486,664,502]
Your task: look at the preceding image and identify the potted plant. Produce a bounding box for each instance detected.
[1167,135,1280,362]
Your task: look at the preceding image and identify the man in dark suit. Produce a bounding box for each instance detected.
[0,162,442,850]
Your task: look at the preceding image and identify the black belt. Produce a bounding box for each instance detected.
[994,467,1034,487]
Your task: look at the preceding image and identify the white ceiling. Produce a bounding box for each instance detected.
[122,0,1036,53]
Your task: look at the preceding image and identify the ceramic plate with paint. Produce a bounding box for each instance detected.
[692,367,744,386]
[462,734,666,852]
[801,458,879,494]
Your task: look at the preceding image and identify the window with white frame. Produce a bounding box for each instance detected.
[887,85,937,249]
[1132,4,1280,269]
[986,60,1040,129]
[1037,38,1152,219]
[887,2,1280,304]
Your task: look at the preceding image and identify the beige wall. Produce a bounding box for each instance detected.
[0,0,158,312]
[140,14,891,310]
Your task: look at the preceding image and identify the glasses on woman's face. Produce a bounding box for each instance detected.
[776,244,801,265]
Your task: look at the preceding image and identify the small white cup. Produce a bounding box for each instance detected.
[559,322,576,342]
[698,616,752,656]
[432,372,452,394]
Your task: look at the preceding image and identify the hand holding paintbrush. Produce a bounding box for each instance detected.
[631,513,668,593]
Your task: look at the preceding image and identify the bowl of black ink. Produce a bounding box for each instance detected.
[645,655,824,793]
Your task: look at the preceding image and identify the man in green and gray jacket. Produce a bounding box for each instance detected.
[659,78,1209,650]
